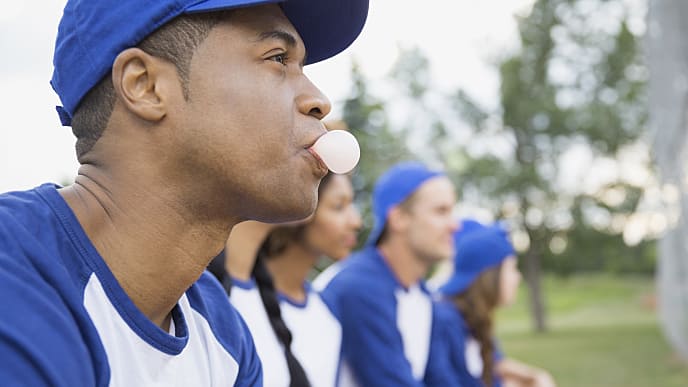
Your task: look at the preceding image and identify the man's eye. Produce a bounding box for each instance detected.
[270,53,287,65]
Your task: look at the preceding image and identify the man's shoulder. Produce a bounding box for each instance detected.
[187,271,244,328]
[0,183,98,348]
[0,184,56,213]
[0,184,54,231]
[320,249,399,313]
[0,184,92,294]
[186,271,263,385]
[326,247,391,287]
[433,299,466,327]
[0,184,65,253]
[431,299,471,353]
[0,247,105,385]
[186,272,255,353]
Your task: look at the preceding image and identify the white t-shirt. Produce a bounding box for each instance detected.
[84,274,248,386]
[279,284,343,387]
[312,261,343,292]
[230,278,290,387]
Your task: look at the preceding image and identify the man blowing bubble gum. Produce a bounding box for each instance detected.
[0,0,368,385]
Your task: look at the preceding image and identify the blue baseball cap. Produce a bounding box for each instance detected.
[366,161,445,246]
[439,219,515,296]
[51,0,369,126]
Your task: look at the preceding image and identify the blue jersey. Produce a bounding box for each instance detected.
[0,184,262,386]
[426,300,504,387]
[320,247,434,387]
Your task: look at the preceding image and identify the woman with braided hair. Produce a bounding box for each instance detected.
[209,221,302,387]
[426,219,556,387]
[210,170,361,387]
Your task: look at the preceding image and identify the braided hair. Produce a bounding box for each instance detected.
[208,248,310,386]
[252,253,311,387]
[249,173,337,387]
[207,250,232,295]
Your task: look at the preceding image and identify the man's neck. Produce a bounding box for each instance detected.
[61,170,236,329]
[377,240,429,288]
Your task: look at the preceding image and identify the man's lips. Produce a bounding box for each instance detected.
[307,148,329,177]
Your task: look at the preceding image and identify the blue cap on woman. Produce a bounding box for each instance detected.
[439,219,515,296]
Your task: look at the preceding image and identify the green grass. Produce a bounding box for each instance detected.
[495,275,688,387]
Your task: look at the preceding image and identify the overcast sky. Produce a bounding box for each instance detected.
[0,1,534,193]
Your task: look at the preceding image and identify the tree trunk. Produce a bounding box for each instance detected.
[523,246,547,332]
[647,0,688,361]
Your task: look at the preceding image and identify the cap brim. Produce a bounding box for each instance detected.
[186,0,369,65]
[439,272,473,296]
[186,0,280,13]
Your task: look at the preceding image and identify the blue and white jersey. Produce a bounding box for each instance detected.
[230,278,290,387]
[311,261,343,292]
[320,247,434,387]
[0,184,262,386]
[426,300,504,387]
[279,283,342,387]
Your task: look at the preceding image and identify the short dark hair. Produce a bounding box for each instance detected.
[374,189,419,246]
[70,12,229,159]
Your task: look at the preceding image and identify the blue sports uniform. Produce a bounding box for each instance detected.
[426,300,504,387]
[0,184,262,386]
[320,246,437,387]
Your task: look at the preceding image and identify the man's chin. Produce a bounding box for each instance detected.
[427,251,453,265]
[251,197,317,224]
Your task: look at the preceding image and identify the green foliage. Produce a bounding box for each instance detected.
[440,0,654,330]
[342,62,415,244]
[334,0,655,332]
[442,0,654,277]
[337,0,655,279]
[544,192,657,276]
[544,226,656,276]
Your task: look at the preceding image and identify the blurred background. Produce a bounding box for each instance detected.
[2,1,688,385]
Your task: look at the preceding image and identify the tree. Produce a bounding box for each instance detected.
[442,0,651,331]
[334,0,654,334]
[647,0,688,361]
[341,62,415,243]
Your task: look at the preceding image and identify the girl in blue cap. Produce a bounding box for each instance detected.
[427,219,556,387]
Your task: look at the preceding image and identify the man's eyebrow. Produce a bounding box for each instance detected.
[256,30,308,65]
[257,30,297,47]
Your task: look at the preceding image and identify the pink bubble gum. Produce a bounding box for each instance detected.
[309,130,361,174]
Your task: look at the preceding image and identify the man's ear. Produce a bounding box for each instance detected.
[111,48,177,122]
[387,206,411,234]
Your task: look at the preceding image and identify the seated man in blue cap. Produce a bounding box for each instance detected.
[0,0,368,385]
[320,161,459,386]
